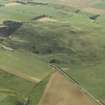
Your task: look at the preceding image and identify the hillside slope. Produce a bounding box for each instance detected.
[1,0,105,104]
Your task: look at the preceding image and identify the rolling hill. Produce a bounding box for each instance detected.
[0,0,105,105]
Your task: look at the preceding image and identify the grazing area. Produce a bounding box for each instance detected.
[0,0,105,105]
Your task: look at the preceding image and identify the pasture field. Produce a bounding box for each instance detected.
[0,69,34,105]
[0,0,105,105]
[29,75,51,105]
[64,62,105,100]
[0,96,18,105]
[32,0,105,14]
[95,2,105,9]
[0,49,52,79]
[0,70,34,96]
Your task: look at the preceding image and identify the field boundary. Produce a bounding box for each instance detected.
[50,64,102,105]
[0,67,40,83]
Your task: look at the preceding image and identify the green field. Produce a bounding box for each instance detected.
[0,0,105,105]
[0,49,52,79]
[95,2,105,9]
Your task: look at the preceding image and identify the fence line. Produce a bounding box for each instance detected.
[50,64,102,105]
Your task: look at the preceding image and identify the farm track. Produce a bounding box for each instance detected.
[38,68,101,105]
[0,68,40,83]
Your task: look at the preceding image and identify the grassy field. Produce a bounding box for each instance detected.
[0,70,34,105]
[64,62,105,100]
[95,2,105,9]
[0,49,52,79]
[0,96,18,105]
[0,0,105,104]
[0,70,35,96]
[29,75,51,105]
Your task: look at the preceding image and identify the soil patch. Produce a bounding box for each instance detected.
[38,71,100,105]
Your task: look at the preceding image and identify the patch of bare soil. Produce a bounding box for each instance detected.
[38,71,100,105]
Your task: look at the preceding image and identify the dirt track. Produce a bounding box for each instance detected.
[38,71,101,105]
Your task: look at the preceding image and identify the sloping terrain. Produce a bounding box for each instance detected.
[0,49,52,79]
[0,50,53,105]
[29,75,51,105]
[32,0,105,14]
[0,0,105,105]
